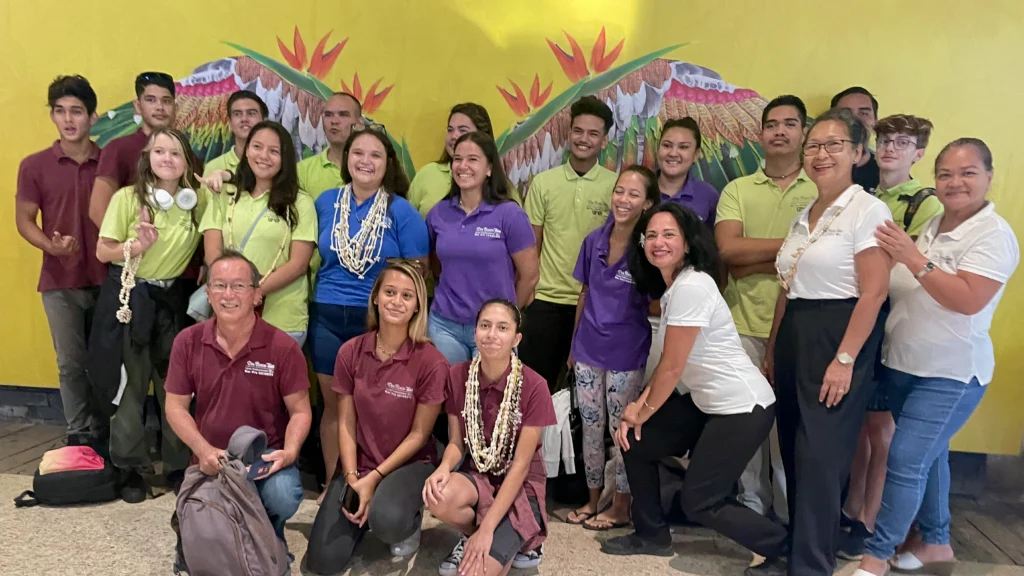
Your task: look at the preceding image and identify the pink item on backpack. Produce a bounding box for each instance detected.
[38,446,106,475]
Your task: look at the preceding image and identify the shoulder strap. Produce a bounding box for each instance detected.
[238,205,271,251]
[902,187,936,230]
[13,490,39,508]
[226,425,268,464]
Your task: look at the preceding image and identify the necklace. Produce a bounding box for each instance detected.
[225,193,289,286]
[375,332,399,359]
[331,184,389,279]
[461,354,524,475]
[775,202,845,291]
[764,165,801,180]
[116,239,141,323]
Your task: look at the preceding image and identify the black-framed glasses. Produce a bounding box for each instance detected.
[803,139,853,155]
[876,136,918,151]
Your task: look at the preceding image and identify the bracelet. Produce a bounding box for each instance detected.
[343,470,358,479]
[642,400,655,412]
[373,468,385,479]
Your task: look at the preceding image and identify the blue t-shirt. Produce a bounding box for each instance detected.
[314,186,430,306]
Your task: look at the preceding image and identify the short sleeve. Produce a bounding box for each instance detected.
[98,189,133,242]
[906,196,944,238]
[332,339,358,396]
[193,187,213,226]
[503,204,536,255]
[198,190,226,234]
[15,157,41,205]
[521,370,557,428]
[277,336,312,397]
[444,364,467,415]
[291,191,318,243]
[407,167,430,214]
[664,278,716,327]
[524,179,546,227]
[415,348,449,405]
[958,227,1020,283]
[572,233,592,286]
[425,203,441,247]
[715,181,741,224]
[507,182,523,207]
[163,331,196,396]
[95,143,123,183]
[394,200,430,258]
[853,199,892,254]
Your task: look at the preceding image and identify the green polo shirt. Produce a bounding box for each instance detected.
[297,149,343,200]
[525,162,616,305]
[716,169,818,338]
[875,178,944,238]
[204,148,240,176]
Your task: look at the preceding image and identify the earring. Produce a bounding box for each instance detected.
[639,236,646,248]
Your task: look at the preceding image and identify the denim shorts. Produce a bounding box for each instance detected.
[308,302,368,375]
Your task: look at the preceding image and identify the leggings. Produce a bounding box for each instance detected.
[574,361,645,493]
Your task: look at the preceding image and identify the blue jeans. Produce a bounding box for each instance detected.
[253,451,304,544]
[428,310,477,364]
[864,368,986,559]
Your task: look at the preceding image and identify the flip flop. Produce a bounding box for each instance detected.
[582,513,631,531]
[566,505,599,525]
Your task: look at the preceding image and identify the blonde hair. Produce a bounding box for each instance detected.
[132,128,200,223]
[366,260,430,343]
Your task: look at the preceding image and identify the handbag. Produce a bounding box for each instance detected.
[187,205,270,321]
[552,369,590,506]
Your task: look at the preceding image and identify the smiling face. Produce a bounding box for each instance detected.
[347,133,387,189]
[658,127,698,178]
[875,132,924,175]
[374,269,418,326]
[452,139,490,192]
[229,98,264,143]
[50,95,93,143]
[475,303,522,361]
[760,104,804,158]
[323,94,362,146]
[803,120,861,191]
[246,127,282,183]
[149,133,187,183]
[135,85,175,131]
[445,112,477,159]
[207,258,258,322]
[644,211,687,274]
[935,146,992,214]
[569,114,609,163]
[611,171,653,225]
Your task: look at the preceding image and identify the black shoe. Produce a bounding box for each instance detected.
[745,557,787,576]
[600,534,673,557]
[167,469,185,495]
[840,511,856,530]
[65,433,87,446]
[836,522,872,561]
[121,471,148,504]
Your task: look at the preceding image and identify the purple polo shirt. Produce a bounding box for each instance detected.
[571,220,652,371]
[662,174,720,227]
[427,198,535,325]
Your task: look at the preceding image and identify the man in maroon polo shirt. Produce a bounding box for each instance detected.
[164,250,311,543]
[16,75,107,443]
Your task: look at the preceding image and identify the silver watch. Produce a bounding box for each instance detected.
[836,352,855,366]
[915,260,937,279]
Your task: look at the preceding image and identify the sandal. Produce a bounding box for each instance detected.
[566,505,600,525]
[582,512,631,531]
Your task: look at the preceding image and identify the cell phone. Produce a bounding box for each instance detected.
[247,460,272,481]
[342,485,360,514]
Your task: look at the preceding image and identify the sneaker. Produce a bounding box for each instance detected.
[392,526,421,557]
[512,545,543,569]
[438,535,467,576]
[745,557,787,576]
[600,533,673,557]
[120,471,148,504]
[836,522,872,561]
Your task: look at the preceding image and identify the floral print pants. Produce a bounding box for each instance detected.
[573,361,646,493]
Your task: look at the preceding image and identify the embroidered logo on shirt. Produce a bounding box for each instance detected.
[384,382,414,400]
[614,269,635,284]
[244,361,276,377]
[474,226,502,239]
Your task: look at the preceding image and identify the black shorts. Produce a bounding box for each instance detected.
[458,471,543,566]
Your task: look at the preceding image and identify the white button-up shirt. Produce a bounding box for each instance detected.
[778,185,892,300]
[883,203,1019,384]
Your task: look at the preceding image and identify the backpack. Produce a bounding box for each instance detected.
[173,426,289,576]
[12,445,120,508]
[900,187,936,231]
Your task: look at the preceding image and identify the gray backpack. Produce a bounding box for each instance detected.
[173,426,290,576]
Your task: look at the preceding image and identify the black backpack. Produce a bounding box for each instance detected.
[13,445,120,508]
[899,187,936,231]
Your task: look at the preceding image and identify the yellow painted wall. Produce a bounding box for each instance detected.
[3,0,1022,453]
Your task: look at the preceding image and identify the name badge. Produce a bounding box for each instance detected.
[244,361,275,377]
[384,382,414,400]
[474,227,502,239]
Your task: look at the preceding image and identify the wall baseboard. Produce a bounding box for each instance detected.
[0,385,65,423]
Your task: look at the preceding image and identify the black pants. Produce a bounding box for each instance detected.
[622,392,788,558]
[774,298,884,576]
[305,461,434,574]
[518,299,576,392]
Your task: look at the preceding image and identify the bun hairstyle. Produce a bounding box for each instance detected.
[476,298,523,333]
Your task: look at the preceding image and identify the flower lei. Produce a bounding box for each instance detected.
[461,354,524,475]
[331,184,389,279]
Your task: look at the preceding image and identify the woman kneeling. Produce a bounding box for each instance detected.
[305,260,448,574]
[424,299,556,576]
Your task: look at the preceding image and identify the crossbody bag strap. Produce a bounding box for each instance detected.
[238,205,271,251]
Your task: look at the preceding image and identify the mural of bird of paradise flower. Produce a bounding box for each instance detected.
[497,75,554,118]
[496,27,769,195]
[89,27,415,178]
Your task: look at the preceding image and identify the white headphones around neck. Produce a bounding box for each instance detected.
[147,184,198,211]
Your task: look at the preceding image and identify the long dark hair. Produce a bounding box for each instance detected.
[341,129,410,198]
[234,121,300,228]
[617,164,661,208]
[438,103,494,164]
[133,128,200,225]
[628,203,722,298]
[444,131,511,206]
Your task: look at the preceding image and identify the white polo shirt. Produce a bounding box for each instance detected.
[883,203,1019,385]
[658,268,776,415]
[778,185,892,300]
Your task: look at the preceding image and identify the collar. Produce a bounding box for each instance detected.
[319,147,340,169]
[359,331,416,363]
[798,184,862,227]
[751,167,811,186]
[447,195,497,216]
[594,218,615,256]
[438,162,452,176]
[50,139,100,163]
[657,171,694,200]
[478,361,513,389]
[876,179,922,200]
[225,147,240,164]
[200,315,274,352]
[924,202,997,243]
[561,161,603,182]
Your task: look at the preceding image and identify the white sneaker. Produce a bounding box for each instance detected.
[439,535,467,576]
[512,545,543,569]
[391,526,421,557]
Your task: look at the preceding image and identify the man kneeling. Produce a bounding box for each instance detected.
[164,250,312,546]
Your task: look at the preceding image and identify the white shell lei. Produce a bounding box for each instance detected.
[116,239,141,323]
[461,354,524,475]
[775,205,845,291]
[331,184,389,279]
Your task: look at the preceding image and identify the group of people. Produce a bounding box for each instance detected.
[15,68,1018,576]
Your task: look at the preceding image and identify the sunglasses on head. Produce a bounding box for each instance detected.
[356,121,387,135]
[137,71,174,84]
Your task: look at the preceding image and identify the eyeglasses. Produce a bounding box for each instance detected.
[876,136,918,151]
[803,139,853,155]
[209,281,254,293]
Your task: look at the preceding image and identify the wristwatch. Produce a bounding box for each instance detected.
[836,352,855,366]
[915,260,937,279]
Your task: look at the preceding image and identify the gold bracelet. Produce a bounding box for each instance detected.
[343,470,359,479]
[643,400,655,411]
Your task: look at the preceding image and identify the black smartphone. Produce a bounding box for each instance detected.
[342,485,360,514]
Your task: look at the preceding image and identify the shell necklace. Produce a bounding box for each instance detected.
[462,354,524,475]
[331,184,389,279]
[775,201,845,291]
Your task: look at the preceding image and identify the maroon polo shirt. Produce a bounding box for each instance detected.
[164,317,310,451]
[95,128,205,188]
[332,333,449,475]
[446,360,556,483]
[17,141,106,292]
